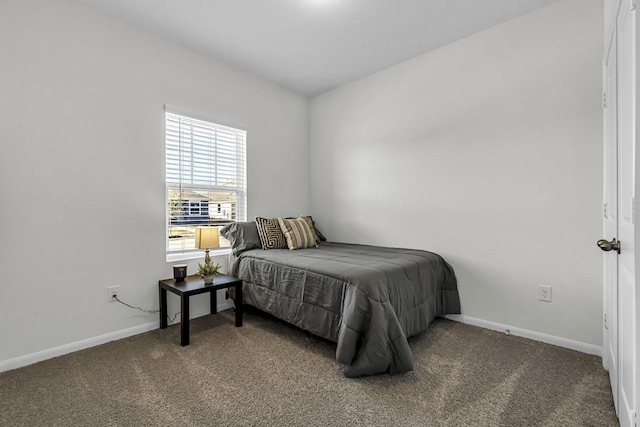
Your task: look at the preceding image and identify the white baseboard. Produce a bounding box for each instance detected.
[2,307,597,373]
[0,300,236,373]
[445,314,602,357]
[0,322,158,373]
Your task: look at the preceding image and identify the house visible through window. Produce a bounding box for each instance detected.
[165,109,246,258]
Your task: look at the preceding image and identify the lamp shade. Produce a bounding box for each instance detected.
[195,227,220,249]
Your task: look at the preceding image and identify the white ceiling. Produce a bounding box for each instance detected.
[79,0,558,96]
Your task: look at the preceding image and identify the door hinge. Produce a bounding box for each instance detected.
[604,313,608,330]
[604,202,608,218]
[603,93,607,108]
[632,197,636,225]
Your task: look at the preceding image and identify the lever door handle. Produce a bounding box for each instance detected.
[597,238,621,254]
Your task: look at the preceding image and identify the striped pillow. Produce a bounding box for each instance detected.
[278,217,318,250]
[255,217,287,249]
[298,215,320,243]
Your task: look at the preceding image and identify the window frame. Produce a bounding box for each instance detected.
[165,107,247,261]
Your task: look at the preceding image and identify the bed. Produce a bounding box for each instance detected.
[223,221,460,377]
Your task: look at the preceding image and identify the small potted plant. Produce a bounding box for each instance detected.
[197,261,221,284]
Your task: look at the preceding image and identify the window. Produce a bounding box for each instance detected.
[165,109,246,258]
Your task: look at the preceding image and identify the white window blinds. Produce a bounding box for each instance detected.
[165,110,246,256]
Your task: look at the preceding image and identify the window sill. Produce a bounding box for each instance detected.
[166,248,232,263]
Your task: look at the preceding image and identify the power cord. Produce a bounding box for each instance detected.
[113,295,180,324]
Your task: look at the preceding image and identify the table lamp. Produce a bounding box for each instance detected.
[195,227,219,263]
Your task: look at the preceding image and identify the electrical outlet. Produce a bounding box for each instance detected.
[538,285,552,302]
[107,286,120,302]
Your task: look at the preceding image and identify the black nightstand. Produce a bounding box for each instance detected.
[158,274,243,346]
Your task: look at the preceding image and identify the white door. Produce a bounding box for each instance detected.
[616,1,637,425]
[603,1,638,425]
[603,21,619,412]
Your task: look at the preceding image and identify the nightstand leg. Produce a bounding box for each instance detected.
[235,282,243,327]
[211,289,217,314]
[160,288,168,329]
[181,295,190,346]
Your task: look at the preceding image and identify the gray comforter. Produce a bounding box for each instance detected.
[230,242,460,377]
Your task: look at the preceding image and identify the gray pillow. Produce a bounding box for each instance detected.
[315,226,327,242]
[220,221,262,255]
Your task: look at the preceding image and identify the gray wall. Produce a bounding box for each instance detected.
[310,0,604,346]
[0,0,309,362]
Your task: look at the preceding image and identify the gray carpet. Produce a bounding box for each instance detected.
[1,308,618,426]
